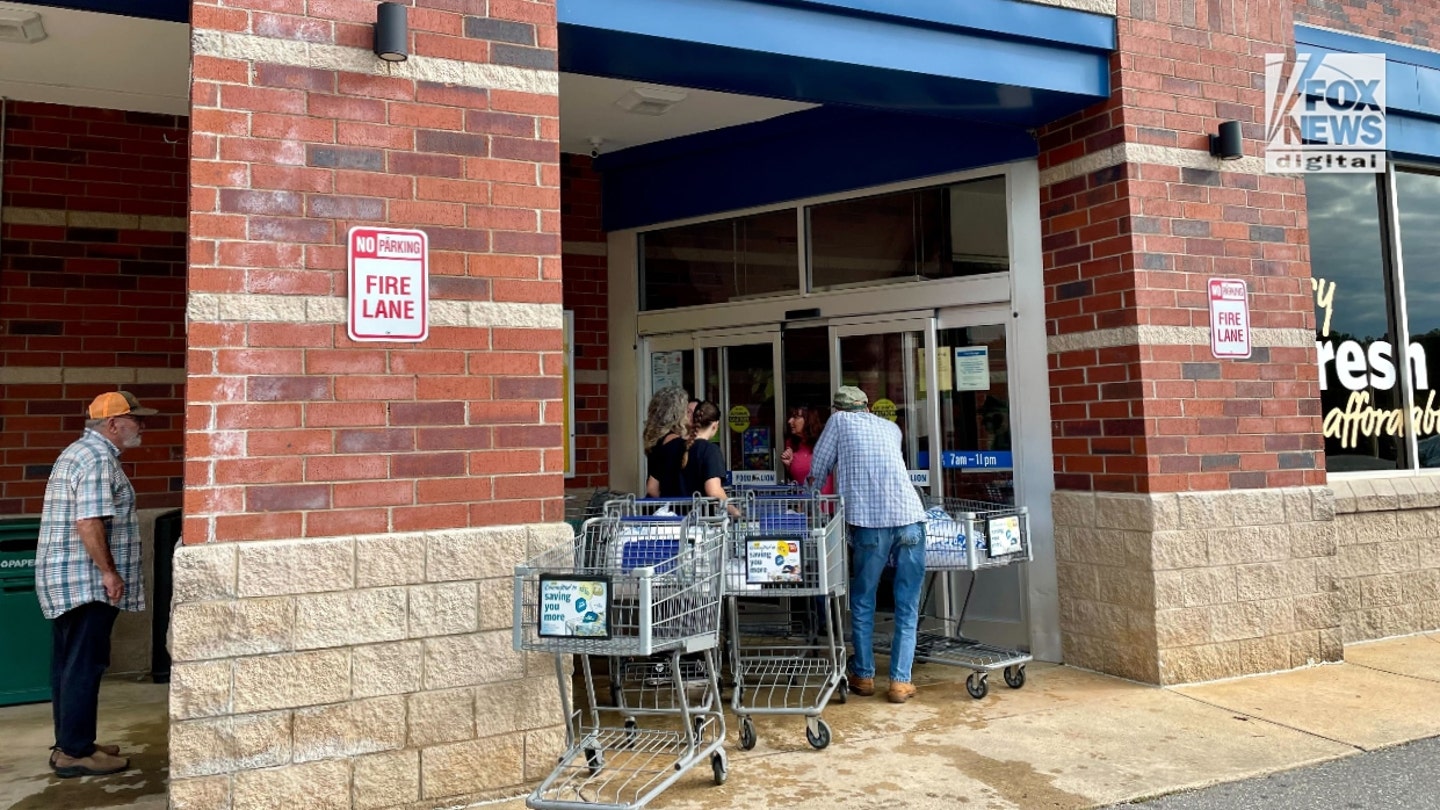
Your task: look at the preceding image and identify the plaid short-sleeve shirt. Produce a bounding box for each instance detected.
[36,428,146,619]
[808,410,927,529]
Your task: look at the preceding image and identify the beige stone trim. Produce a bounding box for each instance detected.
[192,31,558,96]
[1330,473,1440,514]
[1025,0,1115,14]
[0,366,187,385]
[561,240,607,257]
[1,206,185,232]
[1040,143,1267,187]
[187,293,563,329]
[1048,325,1314,354]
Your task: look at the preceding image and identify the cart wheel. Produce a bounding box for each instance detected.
[966,672,989,700]
[805,718,832,750]
[1003,665,1026,689]
[584,747,603,775]
[711,751,728,785]
[834,678,848,705]
[738,717,757,751]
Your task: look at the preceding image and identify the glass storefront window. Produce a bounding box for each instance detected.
[808,176,1008,291]
[1396,169,1440,467]
[936,325,1013,503]
[640,209,798,311]
[1306,173,1402,472]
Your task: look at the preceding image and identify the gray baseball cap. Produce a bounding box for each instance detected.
[833,386,869,411]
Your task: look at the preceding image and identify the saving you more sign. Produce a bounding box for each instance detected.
[348,227,429,342]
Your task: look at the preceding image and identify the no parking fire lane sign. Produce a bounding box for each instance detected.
[1208,277,1251,359]
[348,226,429,342]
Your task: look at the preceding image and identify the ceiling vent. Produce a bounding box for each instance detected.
[0,7,45,44]
[615,86,688,116]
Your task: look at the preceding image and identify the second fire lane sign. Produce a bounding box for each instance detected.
[348,226,429,343]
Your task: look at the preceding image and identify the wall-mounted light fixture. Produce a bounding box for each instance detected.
[373,2,408,62]
[0,8,47,43]
[1209,120,1243,160]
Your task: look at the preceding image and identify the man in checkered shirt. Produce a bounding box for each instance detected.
[36,391,156,778]
[808,385,927,704]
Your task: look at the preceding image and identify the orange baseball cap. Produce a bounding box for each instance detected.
[88,391,158,419]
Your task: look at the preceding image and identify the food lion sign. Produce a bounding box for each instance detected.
[348,227,429,342]
[1265,51,1386,173]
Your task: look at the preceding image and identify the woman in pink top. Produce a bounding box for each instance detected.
[780,404,835,494]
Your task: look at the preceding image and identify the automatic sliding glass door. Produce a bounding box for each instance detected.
[829,316,937,496]
[643,330,782,490]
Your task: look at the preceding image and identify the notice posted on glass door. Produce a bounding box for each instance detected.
[538,576,610,638]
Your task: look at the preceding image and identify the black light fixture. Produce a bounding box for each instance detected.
[1209,120,1243,160]
[374,2,408,62]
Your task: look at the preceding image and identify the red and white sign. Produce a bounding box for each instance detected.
[348,227,428,342]
[1208,277,1251,359]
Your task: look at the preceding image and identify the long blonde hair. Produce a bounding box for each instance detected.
[643,386,690,450]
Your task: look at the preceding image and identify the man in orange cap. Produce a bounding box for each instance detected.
[35,391,158,778]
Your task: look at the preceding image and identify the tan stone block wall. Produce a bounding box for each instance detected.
[1054,487,1340,685]
[1332,477,1440,643]
[167,523,571,810]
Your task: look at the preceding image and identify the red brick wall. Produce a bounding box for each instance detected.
[1037,0,1324,494]
[0,101,188,515]
[186,1,563,544]
[561,153,608,488]
[1293,0,1440,47]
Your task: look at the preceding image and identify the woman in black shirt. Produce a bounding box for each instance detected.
[643,386,690,497]
[681,401,728,500]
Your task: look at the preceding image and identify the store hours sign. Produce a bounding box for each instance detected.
[348,227,429,342]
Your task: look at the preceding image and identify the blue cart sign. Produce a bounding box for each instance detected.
[942,451,1013,470]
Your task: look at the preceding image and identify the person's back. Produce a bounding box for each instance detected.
[647,435,687,497]
[813,410,924,528]
[807,386,926,705]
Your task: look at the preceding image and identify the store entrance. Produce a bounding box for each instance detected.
[642,305,1029,650]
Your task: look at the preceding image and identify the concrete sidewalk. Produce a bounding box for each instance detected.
[2,633,1438,810]
[499,631,1440,810]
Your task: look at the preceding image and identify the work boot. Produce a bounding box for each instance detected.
[848,676,875,697]
[887,681,917,704]
[50,749,130,778]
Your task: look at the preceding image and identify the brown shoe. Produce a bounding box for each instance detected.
[51,749,129,778]
[848,676,875,697]
[887,681,917,704]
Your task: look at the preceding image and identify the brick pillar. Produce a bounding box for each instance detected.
[170,2,567,807]
[1038,1,1339,684]
[560,154,609,503]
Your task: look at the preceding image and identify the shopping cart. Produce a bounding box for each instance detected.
[874,497,1033,700]
[514,506,729,810]
[724,492,847,750]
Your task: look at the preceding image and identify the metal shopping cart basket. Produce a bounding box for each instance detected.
[514,505,729,810]
[596,498,727,733]
[874,496,1033,700]
[724,492,847,750]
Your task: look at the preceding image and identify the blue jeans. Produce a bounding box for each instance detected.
[848,522,925,684]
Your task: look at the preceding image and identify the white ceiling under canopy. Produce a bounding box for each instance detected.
[0,5,814,154]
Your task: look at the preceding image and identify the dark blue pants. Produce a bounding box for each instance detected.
[51,601,118,758]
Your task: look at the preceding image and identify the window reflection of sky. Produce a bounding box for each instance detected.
[1398,170,1440,340]
[1305,173,1388,341]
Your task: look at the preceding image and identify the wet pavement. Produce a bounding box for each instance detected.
[3,633,1439,810]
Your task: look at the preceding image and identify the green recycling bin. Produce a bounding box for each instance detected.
[0,518,52,706]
